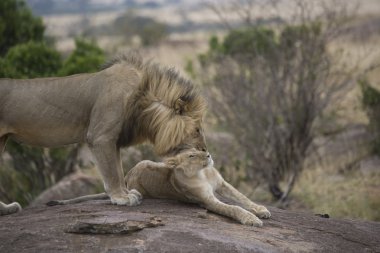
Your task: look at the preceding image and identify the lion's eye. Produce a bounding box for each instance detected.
[189,155,194,158]
[196,128,200,133]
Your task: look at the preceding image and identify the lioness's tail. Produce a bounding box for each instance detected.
[46,193,109,206]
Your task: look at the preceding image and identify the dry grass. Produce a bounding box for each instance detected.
[293,166,380,221]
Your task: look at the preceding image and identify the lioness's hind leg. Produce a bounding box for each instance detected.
[217,181,271,219]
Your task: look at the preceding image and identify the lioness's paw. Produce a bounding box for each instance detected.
[239,212,263,227]
[249,205,271,219]
[110,192,142,206]
[255,206,271,219]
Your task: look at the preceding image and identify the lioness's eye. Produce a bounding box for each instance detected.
[189,155,194,158]
[196,128,200,133]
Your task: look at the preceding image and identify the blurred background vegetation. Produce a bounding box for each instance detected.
[1,0,379,221]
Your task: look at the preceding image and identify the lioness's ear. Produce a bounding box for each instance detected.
[164,158,178,168]
[174,98,186,115]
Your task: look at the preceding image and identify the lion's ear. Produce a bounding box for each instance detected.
[174,98,186,115]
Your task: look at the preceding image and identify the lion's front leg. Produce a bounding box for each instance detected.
[216,181,271,219]
[90,141,142,206]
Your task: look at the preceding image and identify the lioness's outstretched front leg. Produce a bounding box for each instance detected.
[216,181,271,219]
[201,194,263,227]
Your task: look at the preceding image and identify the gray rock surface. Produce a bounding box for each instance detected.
[0,199,379,253]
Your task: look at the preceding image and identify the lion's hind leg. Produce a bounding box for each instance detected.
[0,201,22,216]
[216,181,271,219]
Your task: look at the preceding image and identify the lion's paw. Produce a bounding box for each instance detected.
[128,189,143,201]
[239,211,263,227]
[110,192,142,206]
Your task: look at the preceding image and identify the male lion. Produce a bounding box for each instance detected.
[48,149,271,227]
[0,52,207,214]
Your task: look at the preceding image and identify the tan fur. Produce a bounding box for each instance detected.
[0,202,21,216]
[49,149,271,226]
[0,52,207,213]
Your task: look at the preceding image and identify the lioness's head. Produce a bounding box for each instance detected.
[165,148,213,177]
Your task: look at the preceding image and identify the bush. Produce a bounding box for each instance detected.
[1,142,79,206]
[0,41,61,78]
[59,38,104,76]
[360,79,380,156]
[0,0,44,56]
[222,27,276,57]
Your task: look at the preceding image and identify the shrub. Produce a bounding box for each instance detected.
[59,38,104,76]
[0,0,44,56]
[360,79,380,156]
[0,41,61,78]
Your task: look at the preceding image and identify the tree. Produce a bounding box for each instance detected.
[200,0,356,203]
[0,0,44,56]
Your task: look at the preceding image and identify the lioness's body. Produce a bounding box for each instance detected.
[49,150,271,226]
[0,53,207,213]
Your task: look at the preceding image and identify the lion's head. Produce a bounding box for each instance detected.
[152,95,208,156]
[108,52,208,155]
[136,61,208,156]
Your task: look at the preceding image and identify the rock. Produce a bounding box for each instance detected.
[65,216,164,234]
[0,199,379,253]
[30,171,101,207]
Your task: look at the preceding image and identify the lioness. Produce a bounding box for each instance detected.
[0,52,207,212]
[48,149,271,227]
